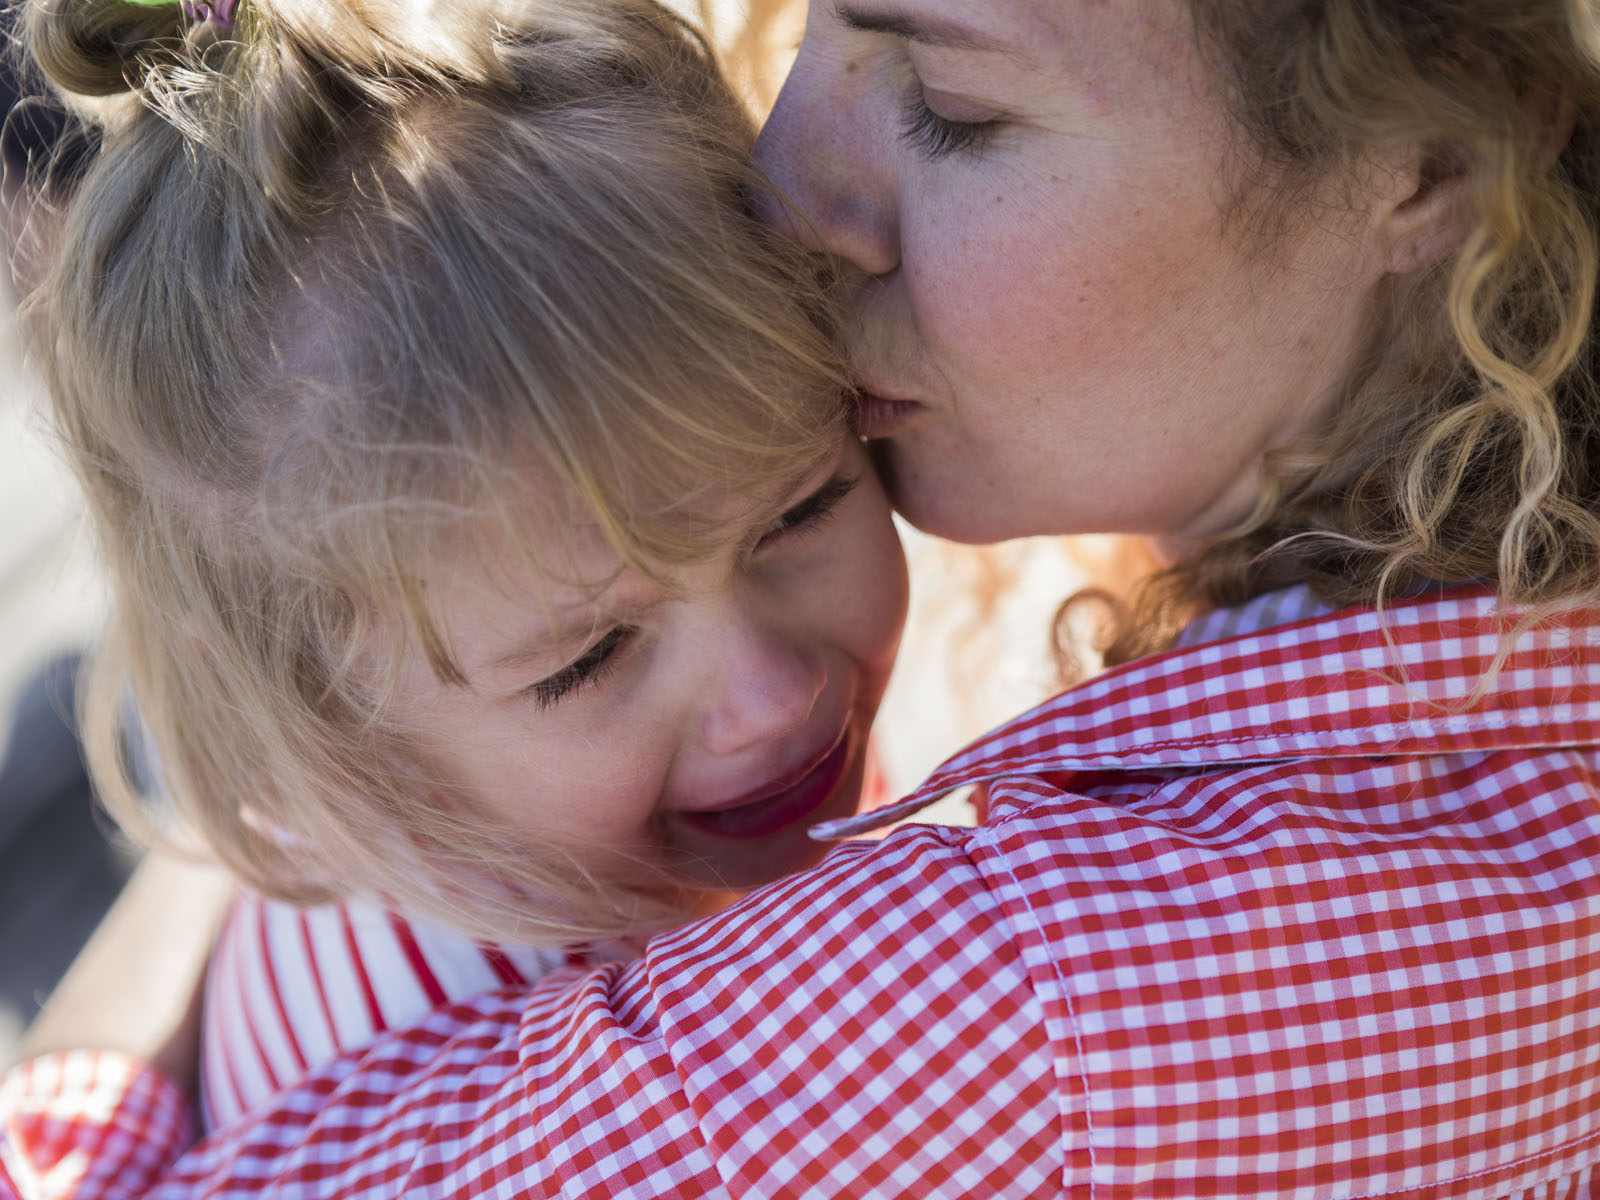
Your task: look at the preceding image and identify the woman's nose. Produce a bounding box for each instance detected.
[699,620,827,758]
[753,56,900,277]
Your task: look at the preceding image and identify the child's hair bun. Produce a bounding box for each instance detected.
[27,0,199,97]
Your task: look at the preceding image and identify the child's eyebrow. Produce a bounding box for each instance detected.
[481,599,652,678]
[485,637,582,676]
[485,618,608,675]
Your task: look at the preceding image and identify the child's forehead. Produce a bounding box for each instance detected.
[465,450,788,559]
[412,445,830,664]
[451,506,646,613]
[429,459,786,610]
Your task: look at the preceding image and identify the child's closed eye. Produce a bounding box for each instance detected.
[524,475,859,710]
[758,475,859,549]
[526,625,633,710]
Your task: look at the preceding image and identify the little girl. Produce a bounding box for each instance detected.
[24,0,907,1128]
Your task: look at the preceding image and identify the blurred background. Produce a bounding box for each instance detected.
[0,0,1140,1063]
[0,160,130,1057]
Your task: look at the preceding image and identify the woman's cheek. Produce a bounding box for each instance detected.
[906,190,1068,382]
[850,499,911,676]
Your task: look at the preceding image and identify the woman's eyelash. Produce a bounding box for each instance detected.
[763,475,859,542]
[901,95,994,158]
[527,626,631,710]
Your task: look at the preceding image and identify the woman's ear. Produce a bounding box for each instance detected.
[1378,85,1578,277]
[1375,143,1475,276]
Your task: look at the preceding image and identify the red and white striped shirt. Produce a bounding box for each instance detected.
[7,584,1600,1198]
[198,748,898,1130]
[199,894,573,1130]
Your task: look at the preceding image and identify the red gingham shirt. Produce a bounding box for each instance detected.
[6,584,1600,1199]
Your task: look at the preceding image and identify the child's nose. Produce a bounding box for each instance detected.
[699,623,826,758]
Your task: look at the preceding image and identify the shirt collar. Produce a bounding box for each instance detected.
[815,583,1600,840]
[1169,582,1337,648]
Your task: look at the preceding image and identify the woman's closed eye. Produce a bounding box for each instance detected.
[526,625,633,710]
[759,475,859,548]
[901,90,997,159]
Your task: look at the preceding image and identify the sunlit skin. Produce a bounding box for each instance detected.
[385,436,908,900]
[754,0,1430,548]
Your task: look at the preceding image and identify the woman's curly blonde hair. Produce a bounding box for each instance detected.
[1093,0,1600,663]
[733,0,1600,675]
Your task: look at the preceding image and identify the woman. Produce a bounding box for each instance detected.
[6,0,1600,1196]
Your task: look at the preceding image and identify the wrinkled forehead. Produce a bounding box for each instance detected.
[422,442,804,604]
[430,478,638,633]
[258,265,837,566]
[377,445,816,693]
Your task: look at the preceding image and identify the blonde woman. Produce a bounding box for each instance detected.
[10,0,1600,1196]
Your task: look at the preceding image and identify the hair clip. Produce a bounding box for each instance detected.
[121,0,239,29]
[179,0,238,27]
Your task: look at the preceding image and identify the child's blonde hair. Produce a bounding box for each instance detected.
[25,0,850,943]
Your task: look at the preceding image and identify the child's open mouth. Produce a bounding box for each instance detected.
[676,732,853,841]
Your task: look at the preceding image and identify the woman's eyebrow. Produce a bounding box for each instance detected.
[832,3,1010,52]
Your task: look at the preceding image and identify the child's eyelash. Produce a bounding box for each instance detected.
[901,95,994,158]
[763,475,859,543]
[527,626,632,710]
[525,477,857,709]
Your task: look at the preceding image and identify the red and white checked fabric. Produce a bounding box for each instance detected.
[0,1052,194,1200]
[8,583,1600,1199]
[200,893,572,1130]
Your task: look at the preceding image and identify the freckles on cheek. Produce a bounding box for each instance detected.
[922,230,1029,354]
[939,243,1117,384]
[906,187,1023,349]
